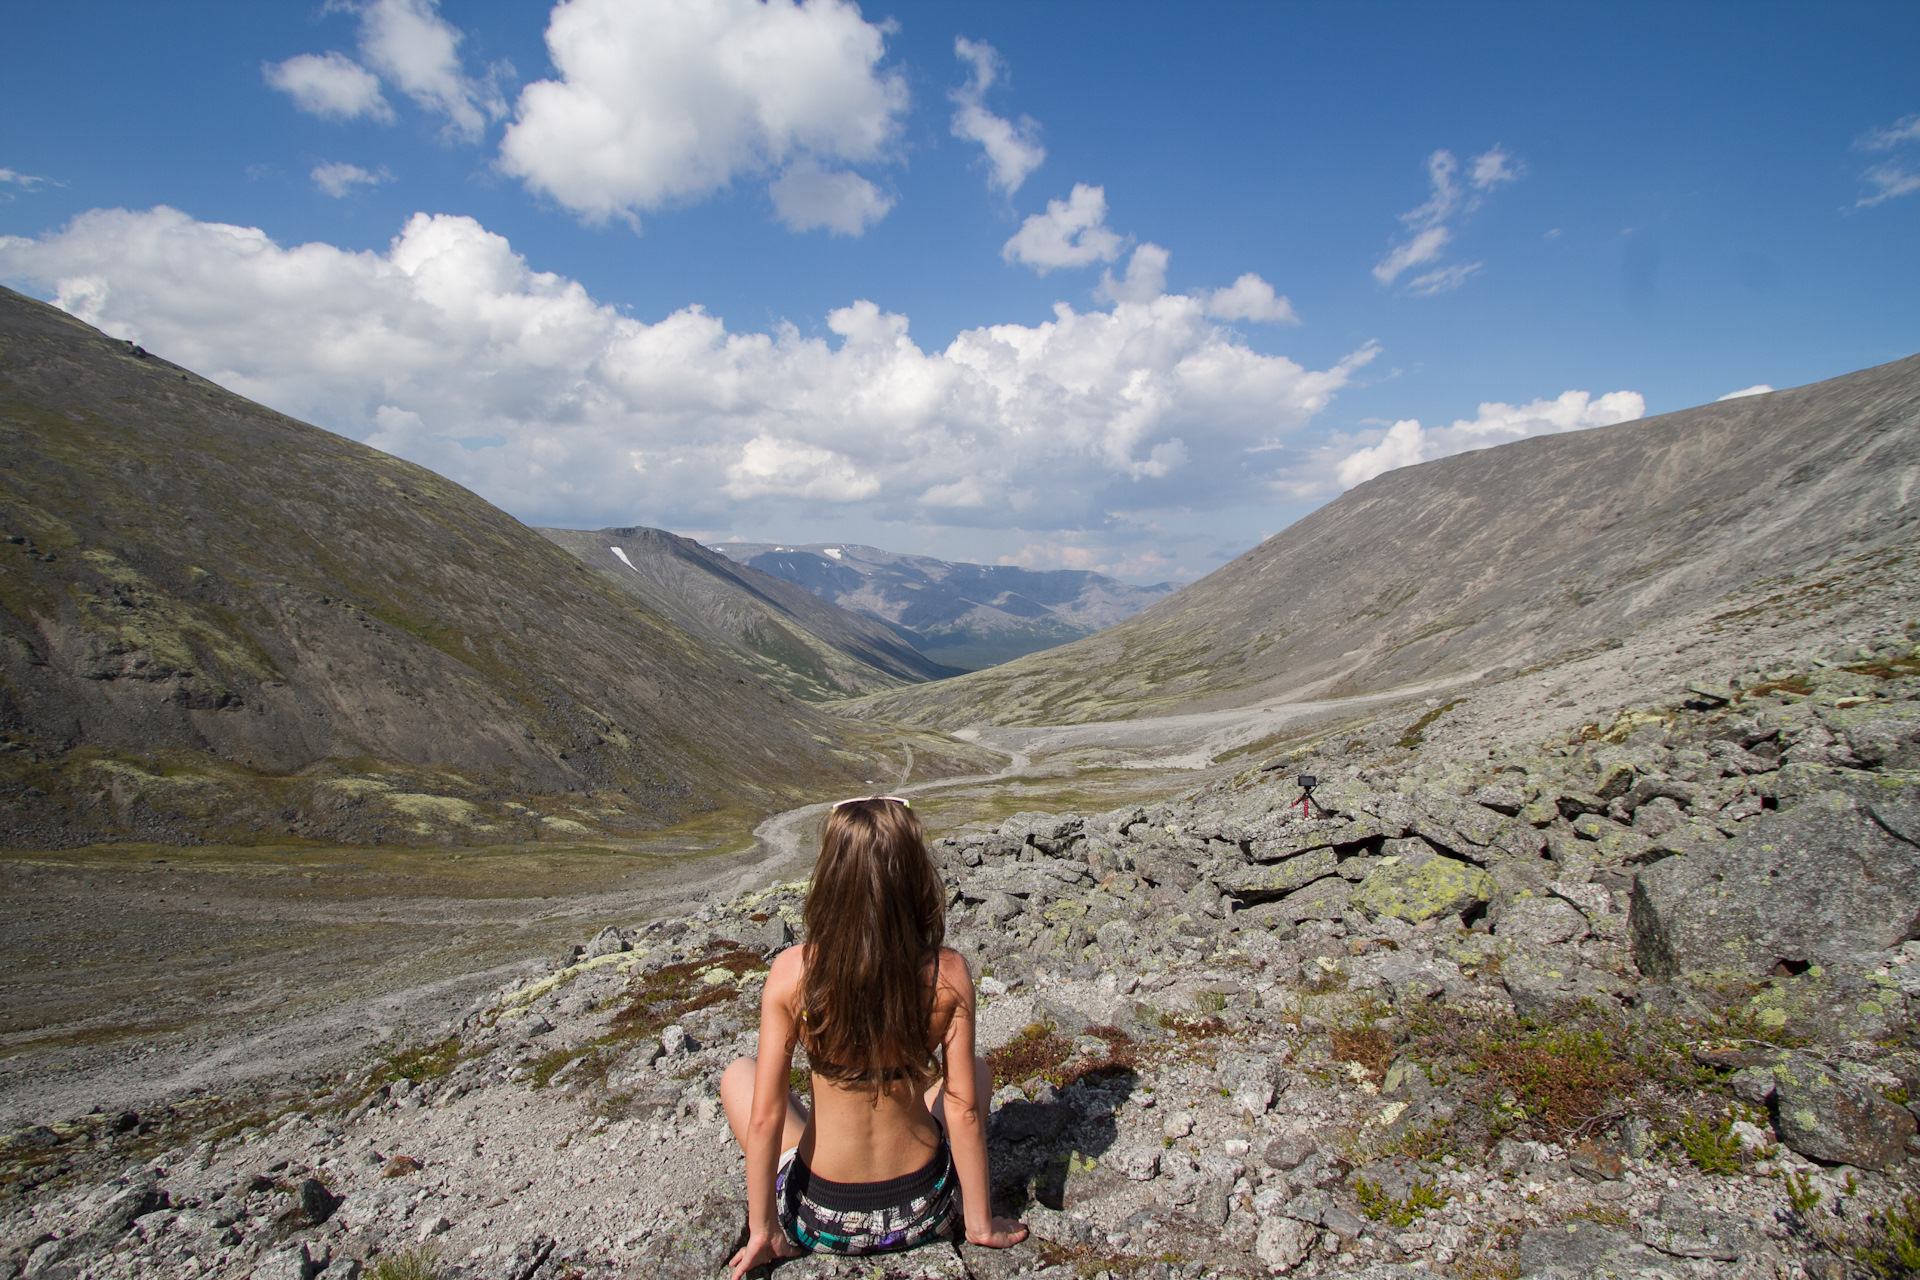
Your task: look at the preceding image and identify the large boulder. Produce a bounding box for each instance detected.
[1771,1053,1916,1170]
[1351,850,1494,924]
[1630,790,1920,979]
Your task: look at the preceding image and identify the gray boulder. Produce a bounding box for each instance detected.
[1351,850,1494,923]
[583,926,628,959]
[1496,897,1589,949]
[251,1244,318,1280]
[1771,1052,1916,1170]
[1517,1220,1637,1277]
[1220,848,1337,898]
[1638,1191,1751,1260]
[1630,790,1920,979]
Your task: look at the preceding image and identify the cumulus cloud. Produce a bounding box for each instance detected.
[1096,243,1167,303]
[1373,145,1518,291]
[768,159,892,235]
[263,51,395,123]
[1204,273,1298,324]
[497,0,906,228]
[1717,384,1773,401]
[950,38,1045,195]
[311,161,393,198]
[0,207,1371,538]
[1330,389,1643,489]
[1003,183,1125,272]
[356,0,507,143]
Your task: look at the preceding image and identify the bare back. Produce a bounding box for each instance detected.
[762,943,973,1183]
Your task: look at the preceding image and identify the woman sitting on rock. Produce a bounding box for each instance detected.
[721,796,1028,1277]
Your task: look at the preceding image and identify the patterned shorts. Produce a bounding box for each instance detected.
[776,1140,955,1255]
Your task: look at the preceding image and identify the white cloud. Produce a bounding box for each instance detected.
[1717,384,1773,401]
[0,206,1371,538]
[1857,113,1920,151]
[497,0,907,227]
[263,51,395,123]
[1373,145,1519,290]
[311,161,393,198]
[0,169,56,203]
[1371,225,1449,286]
[768,159,892,235]
[1404,262,1482,295]
[1329,389,1643,489]
[1203,273,1298,325]
[1003,183,1125,272]
[1856,161,1920,209]
[950,38,1045,195]
[356,0,506,143]
[1096,243,1168,303]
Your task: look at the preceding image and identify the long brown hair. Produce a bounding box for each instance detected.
[799,799,946,1093]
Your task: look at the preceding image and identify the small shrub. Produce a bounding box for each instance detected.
[1784,1170,1824,1217]
[1674,1112,1743,1175]
[1860,1193,1920,1278]
[373,1245,441,1280]
[1355,1175,1448,1228]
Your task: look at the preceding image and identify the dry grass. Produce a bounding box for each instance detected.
[1402,1004,1640,1144]
[1330,1025,1393,1084]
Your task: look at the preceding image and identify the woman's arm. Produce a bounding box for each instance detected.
[731,948,805,1280]
[938,950,1028,1248]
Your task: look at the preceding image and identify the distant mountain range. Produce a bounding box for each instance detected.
[711,542,1177,670]
[848,351,1920,727]
[536,527,962,699]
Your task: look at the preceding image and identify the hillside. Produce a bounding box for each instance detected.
[0,288,886,847]
[714,541,1176,669]
[848,352,1920,727]
[536,526,960,700]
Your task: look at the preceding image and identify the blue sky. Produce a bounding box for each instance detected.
[3,1,1916,582]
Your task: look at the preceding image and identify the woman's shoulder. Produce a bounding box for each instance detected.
[765,943,805,992]
[932,946,973,993]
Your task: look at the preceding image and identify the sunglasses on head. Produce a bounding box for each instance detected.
[831,795,910,810]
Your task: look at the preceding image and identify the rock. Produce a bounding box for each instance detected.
[251,1244,317,1280]
[314,1259,361,1280]
[1111,1145,1161,1181]
[1264,1134,1314,1170]
[991,1099,1071,1143]
[298,1178,340,1225]
[1638,1191,1750,1260]
[417,1214,452,1241]
[583,926,627,959]
[981,890,1022,923]
[11,1125,61,1151]
[515,1013,554,1038]
[1771,1052,1917,1170]
[1517,1220,1636,1277]
[1731,1066,1778,1104]
[1221,848,1338,898]
[1350,851,1494,924]
[493,1235,556,1280]
[660,1023,694,1057]
[1631,791,1920,979]
[76,1177,161,1249]
[1495,897,1589,949]
[604,1042,664,1091]
[1567,1139,1624,1181]
[1255,1216,1313,1269]
[1502,955,1626,1018]
[1470,784,1525,816]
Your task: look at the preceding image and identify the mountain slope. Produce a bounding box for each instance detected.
[848,352,1920,727]
[536,526,960,699]
[714,542,1176,669]
[0,287,875,846]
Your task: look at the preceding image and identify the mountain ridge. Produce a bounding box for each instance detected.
[536,525,962,700]
[844,351,1920,728]
[0,287,897,847]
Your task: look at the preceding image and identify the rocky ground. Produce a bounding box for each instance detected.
[6,626,1920,1280]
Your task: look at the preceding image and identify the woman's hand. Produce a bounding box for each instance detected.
[966,1217,1030,1249]
[728,1228,802,1280]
